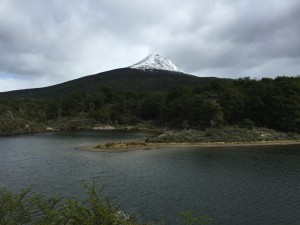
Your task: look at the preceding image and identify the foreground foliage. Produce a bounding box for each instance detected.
[0,184,210,225]
[0,183,137,225]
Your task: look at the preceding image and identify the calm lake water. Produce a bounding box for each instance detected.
[0,130,299,225]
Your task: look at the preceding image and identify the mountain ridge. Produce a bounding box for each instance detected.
[0,68,226,99]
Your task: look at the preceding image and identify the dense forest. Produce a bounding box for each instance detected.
[0,76,299,133]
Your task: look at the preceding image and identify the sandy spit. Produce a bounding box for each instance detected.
[77,140,300,152]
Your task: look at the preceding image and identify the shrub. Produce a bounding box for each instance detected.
[1,184,210,225]
[0,183,136,225]
[239,119,255,129]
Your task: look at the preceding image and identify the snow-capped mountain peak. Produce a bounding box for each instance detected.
[129,54,180,72]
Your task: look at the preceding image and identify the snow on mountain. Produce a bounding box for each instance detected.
[129,54,181,72]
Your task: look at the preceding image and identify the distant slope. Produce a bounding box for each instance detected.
[0,68,231,99]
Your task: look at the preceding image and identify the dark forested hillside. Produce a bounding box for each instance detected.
[0,68,222,98]
[0,70,299,133]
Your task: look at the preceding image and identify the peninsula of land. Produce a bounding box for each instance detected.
[86,127,300,152]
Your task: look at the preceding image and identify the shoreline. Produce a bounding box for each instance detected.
[78,140,300,152]
[0,123,163,137]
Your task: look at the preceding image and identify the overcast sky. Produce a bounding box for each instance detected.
[0,0,299,92]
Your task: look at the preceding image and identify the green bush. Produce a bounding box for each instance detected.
[0,183,137,225]
[239,119,255,129]
[0,183,210,225]
[0,187,32,225]
[178,212,211,225]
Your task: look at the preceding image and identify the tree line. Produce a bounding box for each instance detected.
[0,76,299,132]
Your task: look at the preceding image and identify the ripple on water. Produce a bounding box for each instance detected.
[0,132,299,225]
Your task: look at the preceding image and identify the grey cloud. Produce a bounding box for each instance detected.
[0,0,299,91]
[161,0,300,77]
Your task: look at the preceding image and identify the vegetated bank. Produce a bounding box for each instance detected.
[93,126,300,151]
[0,75,299,136]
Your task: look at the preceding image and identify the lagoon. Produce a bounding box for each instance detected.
[0,130,299,224]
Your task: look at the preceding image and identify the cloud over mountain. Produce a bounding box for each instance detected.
[0,0,299,91]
